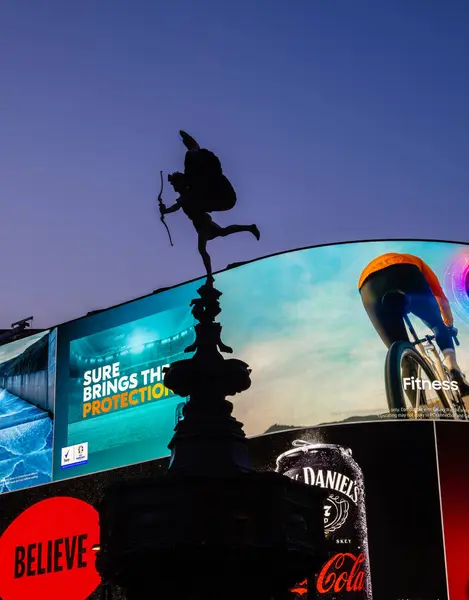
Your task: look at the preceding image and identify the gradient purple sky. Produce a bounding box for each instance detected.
[1,0,468,328]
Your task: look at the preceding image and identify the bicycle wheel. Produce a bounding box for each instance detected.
[385,341,452,419]
[441,364,469,420]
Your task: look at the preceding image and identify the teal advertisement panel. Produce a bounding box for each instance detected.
[53,283,201,480]
[52,240,469,481]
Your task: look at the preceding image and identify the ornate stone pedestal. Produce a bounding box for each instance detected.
[95,281,326,600]
[164,282,252,475]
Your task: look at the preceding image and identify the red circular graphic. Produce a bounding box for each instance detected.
[0,496,101,600]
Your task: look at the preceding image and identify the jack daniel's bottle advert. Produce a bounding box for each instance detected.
[276,441,373,599]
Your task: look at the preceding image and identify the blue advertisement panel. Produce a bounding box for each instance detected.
[0,330,56,493]
[52,240,469,481]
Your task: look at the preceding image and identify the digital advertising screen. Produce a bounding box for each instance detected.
[250,421,448,600]
[52,287,199,480]
[0,420,457,600]
[0,329,56,494]
[52,239,469,482]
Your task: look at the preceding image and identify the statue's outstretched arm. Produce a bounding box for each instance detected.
[162,201,181,215]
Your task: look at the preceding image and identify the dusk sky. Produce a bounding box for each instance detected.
[1,1,468,328]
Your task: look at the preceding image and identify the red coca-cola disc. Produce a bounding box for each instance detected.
[0,496,101,600]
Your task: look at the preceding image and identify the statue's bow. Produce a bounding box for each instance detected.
[158,170,174,247]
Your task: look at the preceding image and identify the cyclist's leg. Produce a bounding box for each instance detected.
[360,275,409,348]
[402,268,453,354]
[409,294,453,351]
[360,265,419,404]
[406,276,469,395]
[412,296,469,396]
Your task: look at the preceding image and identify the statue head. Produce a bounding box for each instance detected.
[167,172,187,194]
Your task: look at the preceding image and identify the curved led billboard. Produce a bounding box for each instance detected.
[52,239,469,481]
[2,235,469,598]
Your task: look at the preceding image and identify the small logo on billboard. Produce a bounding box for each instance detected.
[61,446,73,467]
[60,442,88,469]
[324,495,350,533]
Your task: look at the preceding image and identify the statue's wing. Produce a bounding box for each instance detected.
[180,130,200,150]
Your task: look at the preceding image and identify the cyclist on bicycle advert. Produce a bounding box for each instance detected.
[358,252,469,399]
